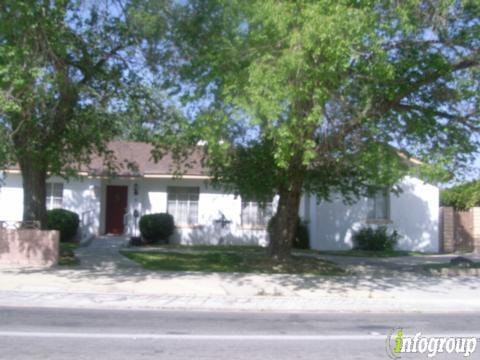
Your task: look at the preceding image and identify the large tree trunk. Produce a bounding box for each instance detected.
[269,179,303,261]
[19,158,48,229]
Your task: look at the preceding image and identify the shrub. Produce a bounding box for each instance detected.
[267,215,310,249]
[352,226,399,251]
[139,213,175,244]
[440,180,480,210]
[294,219,310,249]
[46,209,80,243]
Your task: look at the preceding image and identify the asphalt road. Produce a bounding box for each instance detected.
[0,307,479,360]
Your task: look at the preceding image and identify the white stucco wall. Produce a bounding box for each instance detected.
[1,171,439,251]
[0,172,101,241]
[0,173,269,246]
[390,177,439,252]
[59,176,101,241]
[309,176,439,252]
[0,172,24,221]
[309,194,367,251]
[136,179,269,246]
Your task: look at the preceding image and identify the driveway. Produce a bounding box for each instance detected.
[75,235,141,271]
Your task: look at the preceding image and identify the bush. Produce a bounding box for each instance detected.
[352,226,399,251]
[46,209,80,243]
[139,213,175,244]
[267,215,310,249]
[440,180,480,210]
[295,219,310,249]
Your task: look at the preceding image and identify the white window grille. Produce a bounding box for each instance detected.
[167,187,199,226]
[241,201,273,228]
[46,183,64,210]
[367,189,390,220]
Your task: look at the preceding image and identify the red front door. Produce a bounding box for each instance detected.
[105,185,128,235]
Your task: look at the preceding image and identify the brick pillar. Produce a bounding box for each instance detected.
[472,207,480,253]
[441,207,455,253]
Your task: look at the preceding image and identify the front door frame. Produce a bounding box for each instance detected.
[105,185,129,235]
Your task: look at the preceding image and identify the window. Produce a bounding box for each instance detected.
[46,183,63,210]
[167,187,199,226]
[241,200,273,228]
[367,189,390,221]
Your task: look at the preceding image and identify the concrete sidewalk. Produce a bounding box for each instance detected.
[1,288,479,313]
[0,237,478,313]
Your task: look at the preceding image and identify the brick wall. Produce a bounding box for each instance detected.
[440,207,479,253]
[0,229,59,267]
[440,207,455,253]
[473,207,480,254]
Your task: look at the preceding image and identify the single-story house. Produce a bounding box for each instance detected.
[0,141,440,252]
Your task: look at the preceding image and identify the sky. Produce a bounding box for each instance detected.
[471,156,480,178]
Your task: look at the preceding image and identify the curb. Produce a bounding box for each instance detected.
[427,268,480,276]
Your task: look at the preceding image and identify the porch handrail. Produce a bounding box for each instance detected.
[0,220,41,230]
[81,209,95,227]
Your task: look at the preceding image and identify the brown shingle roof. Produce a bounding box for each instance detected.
[7,141,208,178]
[86,141,207,177]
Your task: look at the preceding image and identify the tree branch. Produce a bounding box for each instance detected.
[395,103,480,131]
[378,53,480,114]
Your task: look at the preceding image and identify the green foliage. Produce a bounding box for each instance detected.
[159,0,479,257]
[0,0,171,224]
[352,227,400,252]
[139,213,175,243]
[209,140,278,203]
[120,88,187,143]
[268,215,310,250]
[46,209,80,243]
[122,248,344,275]
[441,181,480,210]
[161,0,479,197]
[295,220,310,250]
[58,242,80,266]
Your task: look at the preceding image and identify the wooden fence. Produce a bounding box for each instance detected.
[440,207,480,253]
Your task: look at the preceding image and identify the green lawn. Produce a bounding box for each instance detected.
[138,244,430,258]
[122,247,345,275]
[58,242,80,266]
[136,243,262,253]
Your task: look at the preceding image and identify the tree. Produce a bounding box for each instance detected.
[0,0,170,227]
[158,0,479,260]
[441,180,480,209]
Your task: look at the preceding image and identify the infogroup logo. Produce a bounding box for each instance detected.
[386,329,478,358]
